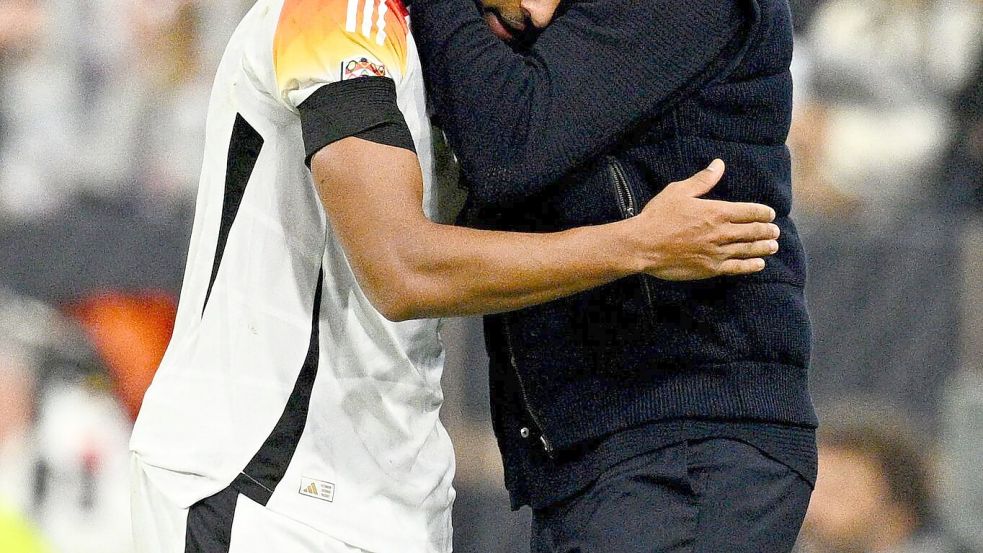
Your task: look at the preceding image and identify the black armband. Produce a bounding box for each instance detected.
[298,77,416,166]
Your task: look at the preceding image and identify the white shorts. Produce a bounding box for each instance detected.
[130,456,370,553]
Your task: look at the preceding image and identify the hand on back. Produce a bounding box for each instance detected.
[629,160,781,281]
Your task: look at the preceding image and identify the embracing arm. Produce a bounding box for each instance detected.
[411,0,750,207]
[313,139,779,321]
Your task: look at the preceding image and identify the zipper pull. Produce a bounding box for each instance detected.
[540,435,555,458]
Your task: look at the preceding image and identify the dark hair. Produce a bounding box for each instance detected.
[819,414,935,530]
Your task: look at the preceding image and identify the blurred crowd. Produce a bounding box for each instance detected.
[0,0,981,552]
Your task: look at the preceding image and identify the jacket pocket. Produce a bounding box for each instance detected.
[607,156,656,318]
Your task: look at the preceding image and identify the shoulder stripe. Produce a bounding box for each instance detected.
[376,2,389,46]
[362,0,375,38]
[345,0,359,32]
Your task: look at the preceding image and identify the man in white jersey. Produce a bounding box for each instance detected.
[129,0,783,551]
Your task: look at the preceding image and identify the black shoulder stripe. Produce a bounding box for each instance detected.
[298,77,416,166]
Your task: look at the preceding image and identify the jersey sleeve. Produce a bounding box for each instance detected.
[274,0,415,163]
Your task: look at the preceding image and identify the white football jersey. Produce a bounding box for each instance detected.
[130,1,456,551]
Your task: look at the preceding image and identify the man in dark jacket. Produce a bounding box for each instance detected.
[412,0,817,551]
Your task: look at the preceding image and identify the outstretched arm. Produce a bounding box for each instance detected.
[313,140,779,321]
[412,0,750,207]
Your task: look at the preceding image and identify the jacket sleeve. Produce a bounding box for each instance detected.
[412,0,750,208]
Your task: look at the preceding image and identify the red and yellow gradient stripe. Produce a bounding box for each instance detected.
[274,0,410,93]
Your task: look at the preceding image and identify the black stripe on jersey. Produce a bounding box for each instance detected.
[184,486,239,553]
[232,268,324,506]
[298,77,416,167]
[203,114,265,314]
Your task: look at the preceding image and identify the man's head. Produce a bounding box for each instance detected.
[480,0,562,42]
[801,415,934,553]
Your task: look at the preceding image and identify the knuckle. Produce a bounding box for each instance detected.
[709,226,729,242]
[710,207,727,224]
[729,225,751,242]
[701,214,718,231]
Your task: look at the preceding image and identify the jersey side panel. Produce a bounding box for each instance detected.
[131,0,326,509]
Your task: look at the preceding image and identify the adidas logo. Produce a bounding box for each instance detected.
[299,477,336,503]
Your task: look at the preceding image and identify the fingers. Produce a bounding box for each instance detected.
[707,200,776,223]
[715,238,779,275]
[674,159,725,198]
[720,239,779,259]
[718,222,781,244]
[717,258,767,275]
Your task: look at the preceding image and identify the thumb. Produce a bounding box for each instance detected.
[676,159,725,198]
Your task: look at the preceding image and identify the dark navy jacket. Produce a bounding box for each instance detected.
[413,0,816,482]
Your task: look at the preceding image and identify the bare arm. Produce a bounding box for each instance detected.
[312,139,778,321]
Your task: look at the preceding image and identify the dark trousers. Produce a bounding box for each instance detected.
[531,438,813,553]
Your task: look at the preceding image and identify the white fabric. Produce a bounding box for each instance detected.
[131,455,371,553]
[130,1,456,552]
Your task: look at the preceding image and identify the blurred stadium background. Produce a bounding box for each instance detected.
[0,0,981,551]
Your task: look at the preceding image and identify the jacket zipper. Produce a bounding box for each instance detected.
[608,157,656,310]
[502,316,555,458]
[608,156,637,218]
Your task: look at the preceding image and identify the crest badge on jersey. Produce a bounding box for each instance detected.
[341,57,388,80]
